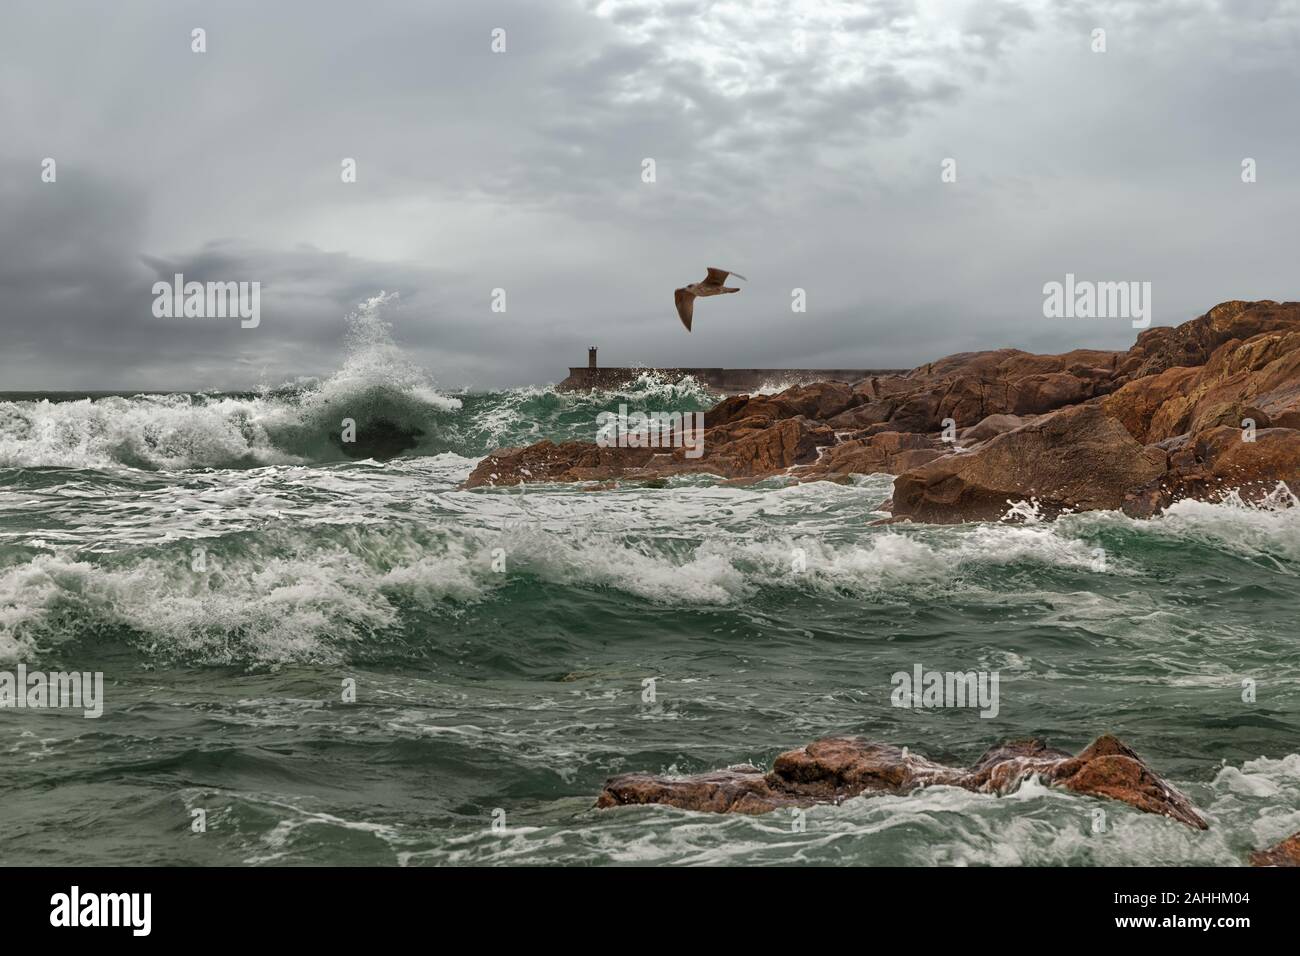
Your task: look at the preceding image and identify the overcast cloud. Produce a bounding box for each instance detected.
[2,0,1298,390]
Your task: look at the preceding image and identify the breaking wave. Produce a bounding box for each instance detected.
[3,474,1296,667]
[0,293,462,470]
[0,299,721,471]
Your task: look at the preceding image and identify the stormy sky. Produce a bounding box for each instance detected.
[2,0,1298,391]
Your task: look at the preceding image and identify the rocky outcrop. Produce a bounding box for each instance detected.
[822,348,1120,435]
[960,413,1033,443]
[791,430,947,480]
[1122,425,1300,517]
[889,404,1167,523]
[463,439,658,487]
[596,733,1207,830]
[467,300,1300,521]
[1104,319,1300,445]
[464,414,835,488]
[1117,299,1300,381]
[1250,831,1300,866]
[708,381,862,425]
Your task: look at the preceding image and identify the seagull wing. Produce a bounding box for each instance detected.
[674,288,695,331]
[704,267,746,286]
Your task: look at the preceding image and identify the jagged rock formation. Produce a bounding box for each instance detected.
[595,734,1208,830]
[466,300,1300,522]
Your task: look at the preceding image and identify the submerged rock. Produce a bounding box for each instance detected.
[596,733,1208,830]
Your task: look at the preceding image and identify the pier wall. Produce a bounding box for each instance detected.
[557,367,908,393]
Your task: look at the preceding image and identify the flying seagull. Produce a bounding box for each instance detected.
[674,267,746,331]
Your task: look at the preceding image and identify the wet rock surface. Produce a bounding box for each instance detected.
[596,734,1208,830]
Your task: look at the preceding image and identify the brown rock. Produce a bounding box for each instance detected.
[771,737,968,799]
[1041,735,1207,830]
[820,346,1121,442]
[793,430,946,480]
[464,415,834,488]
[960,413,1032,444]
[698,415,834,475]
[883,348,1122,433]
[886,392,943,433]
[594,765,789,815]
[1198,425,1300,485]
[889,404,1167,523]
[705,394,771,430]
[827,399,895,431]
[596,733,1208,829]
[959,738,1074,792]
[1103,366,1201,443]
[467,299,1300,514]
[464,440,659,488]
[1122,425,1300,517]
[1105,309,1300,445]
[1250,831,1300,867]
[1119,299,1300,381]
[909,347,1122,385]
[707,381,861,427]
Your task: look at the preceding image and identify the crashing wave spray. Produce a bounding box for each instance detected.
[272,291,462,461]
[0,292,462,470]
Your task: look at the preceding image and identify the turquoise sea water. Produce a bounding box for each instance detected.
[1,313,1297,866]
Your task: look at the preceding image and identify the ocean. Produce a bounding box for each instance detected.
[1,306,1298,867]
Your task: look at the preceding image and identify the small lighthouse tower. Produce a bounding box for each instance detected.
[588,346,598,370]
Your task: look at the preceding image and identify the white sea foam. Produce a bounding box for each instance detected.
[0,530,491,665]
[0,292,460,471]
[0,498,1188,665]
[0,512,1141,665]
[2,431,1295,666]
[0,394,294,470]
[1148,484,1300,565]
[1207,752,1300,853]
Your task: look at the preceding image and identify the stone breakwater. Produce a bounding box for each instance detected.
[557,366,906,393]
[467,300,1300,521]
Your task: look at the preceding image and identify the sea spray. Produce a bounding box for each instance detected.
[0,293,462,469]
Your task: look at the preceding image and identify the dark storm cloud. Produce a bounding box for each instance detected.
[1,0,1298,390]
